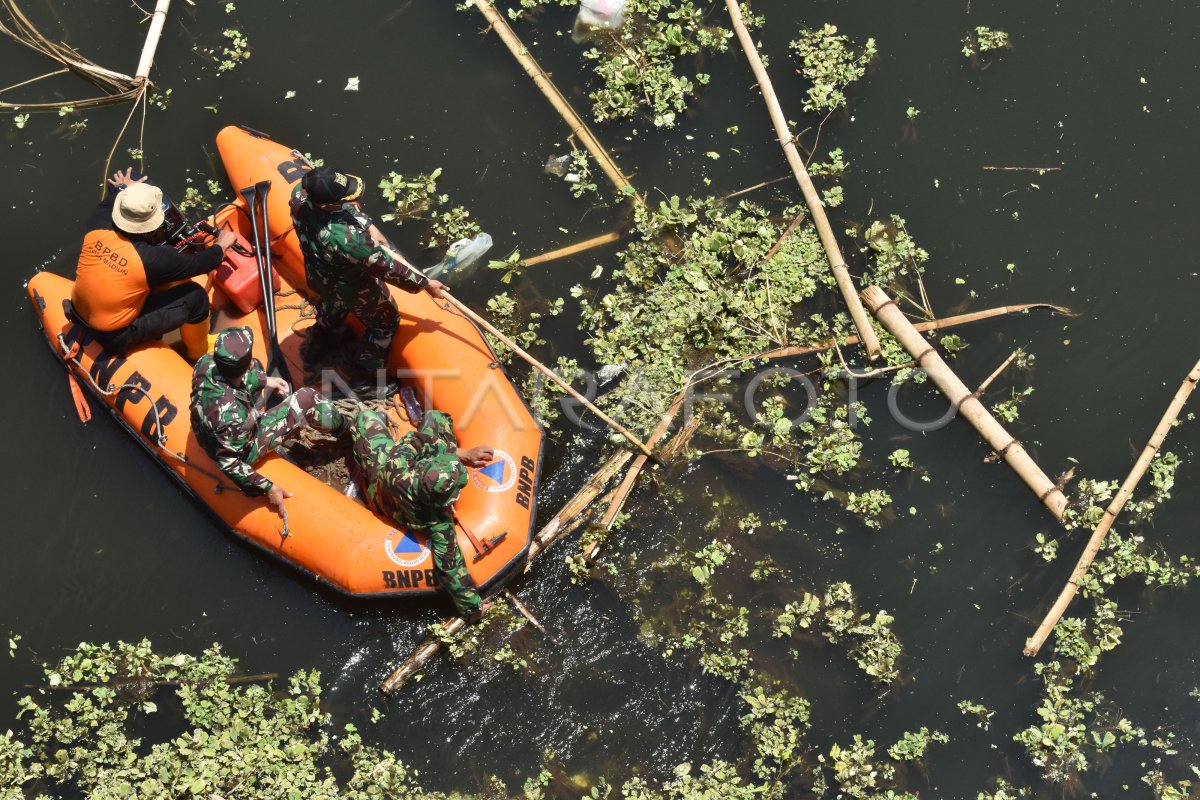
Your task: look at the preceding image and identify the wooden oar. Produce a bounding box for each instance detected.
[378,243,659,462]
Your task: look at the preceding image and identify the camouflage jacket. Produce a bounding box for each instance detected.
[289,185,427,293]
[190,354,272,495]
[352,409,461,531]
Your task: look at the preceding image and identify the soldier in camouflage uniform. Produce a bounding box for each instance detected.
[289,166,448,375]
[191,326,348,515]
[350,406,494,617]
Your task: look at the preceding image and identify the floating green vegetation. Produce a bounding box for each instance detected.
[860,215,931,296]
[991,386,1033,423]
[1012,453,1200,786]
[1032,531,1058,562]
[0,640,440,799]
[820,735,895,798]
[774,582,902,683]
[978,779,1030,799]
[177,176,225,215]
[789,24,877,114]
[376,168,482,249]
[489,0,745,128]
[0,638,828,800]
[565,148,598,197]
[887,727,949,761]
[571,192,911,521]
[962,26,1011,59]
[957,698,995,730]
[1011,659,1144,782]
[197,27,251,74]
[578,195,832,425]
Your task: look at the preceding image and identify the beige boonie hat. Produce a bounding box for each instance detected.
[112,182,165,235]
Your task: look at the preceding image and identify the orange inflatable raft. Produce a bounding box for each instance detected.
[27,125,543,600]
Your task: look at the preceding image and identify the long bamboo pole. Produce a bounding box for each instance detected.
[133,0,171,81]
[471,0,637,198]
[725,0,882,361]
[752,303,1074,362]
[526,448,634,565]
[379,243,657,460]
[522,231,623,266]
[861,285,1068,519]
[583,389,688,562]
[1023,356,1200,657]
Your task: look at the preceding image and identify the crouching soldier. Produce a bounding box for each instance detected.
[350,407,493,619]
[191,326,348,516]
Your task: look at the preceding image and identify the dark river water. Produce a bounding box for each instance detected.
[3,1,1199,797]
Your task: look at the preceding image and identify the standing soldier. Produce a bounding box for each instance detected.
[191,326,348,515]
[289,166,448,388]
[350,406,494,619]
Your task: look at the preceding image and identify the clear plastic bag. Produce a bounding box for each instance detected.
[578,0,627,29]
[574,0,627,42]
[545,154,571,177]
[427,232,494,279]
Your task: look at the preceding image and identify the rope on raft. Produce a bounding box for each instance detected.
[58,333,239,494]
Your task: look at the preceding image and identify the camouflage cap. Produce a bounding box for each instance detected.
[214,326,254,373]
[301,166,363,205]
[417,453,467,507]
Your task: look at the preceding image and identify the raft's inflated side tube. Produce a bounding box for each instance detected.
[25,127,543,600]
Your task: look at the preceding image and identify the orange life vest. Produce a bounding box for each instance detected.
[71,229,149,331]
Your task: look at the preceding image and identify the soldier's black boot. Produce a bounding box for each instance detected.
[330,364,399,401]
[301,323,350,368]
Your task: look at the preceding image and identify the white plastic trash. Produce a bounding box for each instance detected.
[427,232,494,279]
[577,0,627,30]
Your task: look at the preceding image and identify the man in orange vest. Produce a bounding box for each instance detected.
[69,168,237,360]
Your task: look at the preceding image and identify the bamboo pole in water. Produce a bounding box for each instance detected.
[523,231,623,266]
[471,0,637,198]
[133,0,171,81]
[976,350,1021,396]
[861,285,1068,519]
[584,389,688,561]
[725,0,882,361]
[1023,356,1200,657]
[752,303,1074,362]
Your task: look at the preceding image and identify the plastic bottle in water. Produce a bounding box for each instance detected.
[427,232,494,279]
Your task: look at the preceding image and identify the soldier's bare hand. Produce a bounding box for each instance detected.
[267,484,292,516]
[107,167,146,189]
[425,279,448,299]
[457,445,494,468]
[265,376,291,396]
[214,229,238,251]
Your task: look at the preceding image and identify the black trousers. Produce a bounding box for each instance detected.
[89,282,209,355]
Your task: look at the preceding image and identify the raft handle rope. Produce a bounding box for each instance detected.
[57,333,239,494]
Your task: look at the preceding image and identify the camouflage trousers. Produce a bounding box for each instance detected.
[306,265,400,372]
[245,387,344,463]
[349,409,481,615]
[427,520,482,616]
